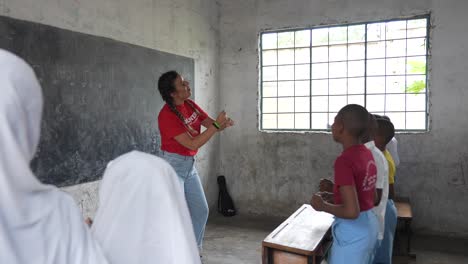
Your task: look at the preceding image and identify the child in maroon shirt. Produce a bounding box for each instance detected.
[311,104,379,264]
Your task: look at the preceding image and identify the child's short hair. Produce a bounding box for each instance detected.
[362,113,378,143]
[373,114,382,120]
[376,119,395,145]
[381,115,391,122]
[337,104,370,139]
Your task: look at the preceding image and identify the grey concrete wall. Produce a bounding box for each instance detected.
[218,0,468,236]
[0,0,220,216]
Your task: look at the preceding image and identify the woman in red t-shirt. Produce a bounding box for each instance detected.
[157,71,234,253]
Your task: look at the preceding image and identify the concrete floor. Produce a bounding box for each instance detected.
[203,215,468,264]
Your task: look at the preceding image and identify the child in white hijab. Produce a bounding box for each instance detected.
[0,49,109,264]
[91,151,201,264]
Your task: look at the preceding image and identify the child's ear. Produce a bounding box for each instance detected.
[374,135,382,144]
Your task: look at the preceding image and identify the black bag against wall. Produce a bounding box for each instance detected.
[217,175,236,217]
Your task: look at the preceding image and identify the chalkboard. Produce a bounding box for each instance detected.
[0,15,194,187]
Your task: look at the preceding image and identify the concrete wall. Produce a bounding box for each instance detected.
[218,0,468,236]
[0,0,221,216]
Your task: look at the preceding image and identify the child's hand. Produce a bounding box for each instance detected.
[318,191,334,204]
[85,217,93,227]
[319,178,334,192]
[310,193,325,211]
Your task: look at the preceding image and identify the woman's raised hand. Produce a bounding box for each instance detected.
[216,111,227,125]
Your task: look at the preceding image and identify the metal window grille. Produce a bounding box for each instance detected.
[260,15,430,132]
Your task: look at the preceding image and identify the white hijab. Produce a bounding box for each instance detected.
[91,151,201,264]
[0,49,109,264]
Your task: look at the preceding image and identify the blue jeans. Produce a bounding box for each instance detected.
[329,210,379,264]
[161,151,209,250]
[373,199,397,264]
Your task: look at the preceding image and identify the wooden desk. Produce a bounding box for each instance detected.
[394,198,416,258]
[262,204,334,264]
[395,201,412,220]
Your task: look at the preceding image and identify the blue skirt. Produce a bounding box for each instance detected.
[373,199,397,264]
[329,210,379,264]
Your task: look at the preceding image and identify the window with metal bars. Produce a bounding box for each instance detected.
[259,15,429,131]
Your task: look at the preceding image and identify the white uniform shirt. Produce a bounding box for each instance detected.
[386,137,400,167]
[365,141,389,240]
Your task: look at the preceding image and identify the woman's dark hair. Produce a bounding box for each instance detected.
[158,70,179,106]
[157,70,200,135]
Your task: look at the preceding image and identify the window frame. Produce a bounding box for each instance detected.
[259,14,431,133]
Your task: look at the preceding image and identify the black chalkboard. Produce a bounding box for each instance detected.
[0,15,194,186]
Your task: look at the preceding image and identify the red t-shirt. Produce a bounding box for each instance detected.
[158,99,208,156]
[333,145,377,212]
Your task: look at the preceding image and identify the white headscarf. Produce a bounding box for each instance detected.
[91,151,201,264]
[0,49,109,264]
